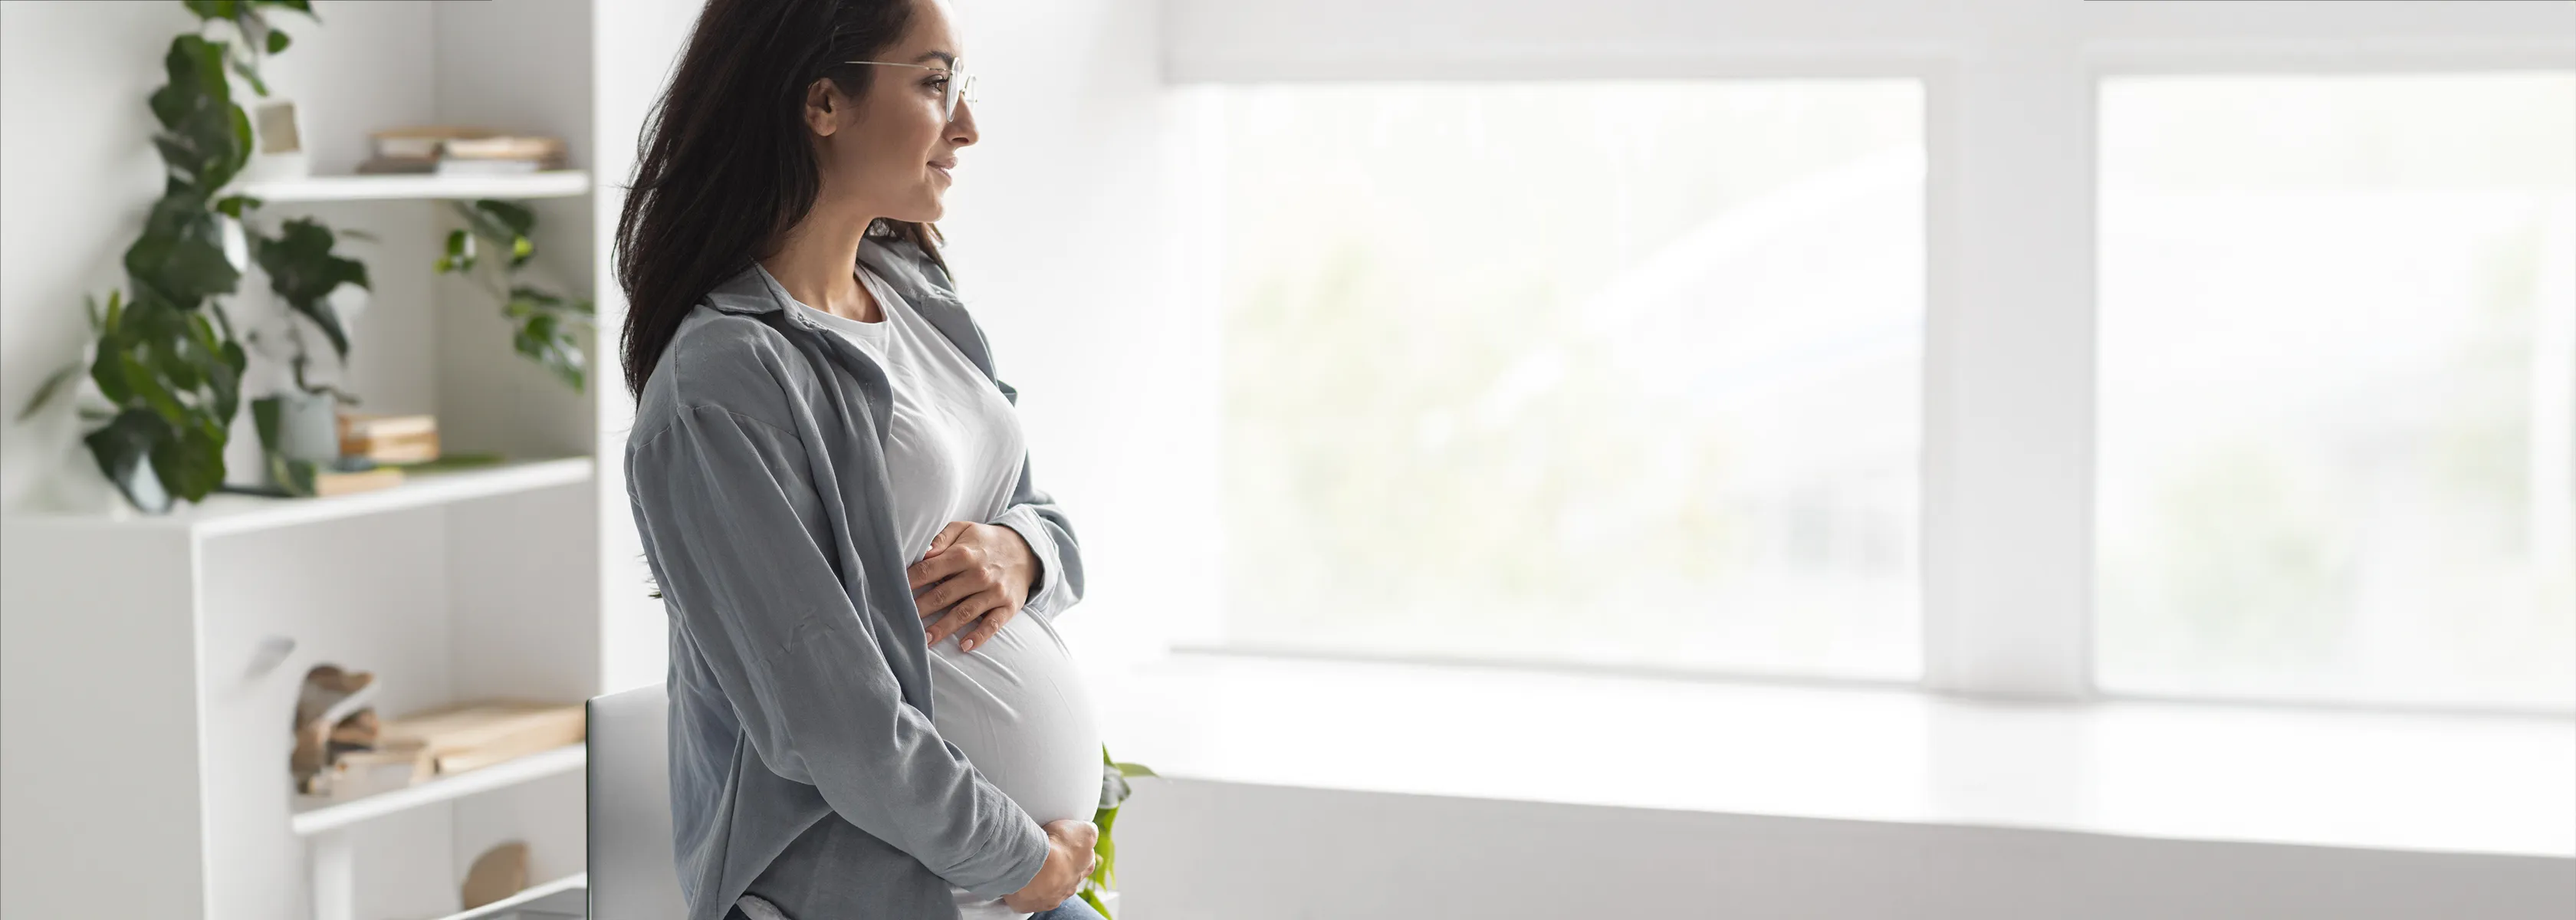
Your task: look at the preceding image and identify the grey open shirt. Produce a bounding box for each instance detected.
[625,232,1085,920]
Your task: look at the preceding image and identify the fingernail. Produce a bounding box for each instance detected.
[961,639,976,652]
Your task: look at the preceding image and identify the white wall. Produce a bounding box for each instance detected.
[1116,779,2576,920]
[588,0,707,694]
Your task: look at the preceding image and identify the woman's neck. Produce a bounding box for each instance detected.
[761,203,881,323]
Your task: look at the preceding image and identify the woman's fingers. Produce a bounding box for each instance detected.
[908,537,981,593]
[926,590,1010,647]
[925,596,983,645]
[959,605,1016,653]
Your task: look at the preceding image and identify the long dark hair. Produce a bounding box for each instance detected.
[616,0,947,402]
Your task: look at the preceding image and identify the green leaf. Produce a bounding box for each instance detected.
[266,30,290,54]
[268,452,317,498]
[255,217,367,358]
[458,199,537,268]
[213,194,262,218]
[89,340,133,406]
[150,416,225,501]
[435,228,475,274]
[183,310,242,421]
[148,35,251,193]
[124,190,240,310]
[1113,762,1158,778]
[122,352,188,426]
[509,310,588,393]
[250,394,283,453]
[85,409,173,514]
[470,199,535,238]
[224,98,255,184]
[18,363,84,422]
[230,57,269,99]
[182,0,238,21]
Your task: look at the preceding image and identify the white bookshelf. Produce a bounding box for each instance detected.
[432,872,586,920]
[0,2,628,920]
[292,744,589,836]
[15,457,595,537]
[238,170,592,203]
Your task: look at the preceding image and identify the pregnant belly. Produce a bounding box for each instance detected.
[925,610,1102,825]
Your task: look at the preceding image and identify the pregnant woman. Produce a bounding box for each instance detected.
[616,2,1105,918]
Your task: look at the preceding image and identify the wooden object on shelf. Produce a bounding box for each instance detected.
[339,411,441,464]
[309,465,406,498]
[356,155,436,175]
[370,125,495,159]
[291,665,380,795]
[379,700,587,782]
[363,126,569,174]
[461,841,530,910]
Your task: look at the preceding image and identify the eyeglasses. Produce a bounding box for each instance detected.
[842,59,978,122]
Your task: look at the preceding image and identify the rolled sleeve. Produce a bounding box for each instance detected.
[991,502,1068,620]
[987,451,1085,623]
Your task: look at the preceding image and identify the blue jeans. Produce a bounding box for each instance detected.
[1029,894,1109,920]
[725,895,1105,920]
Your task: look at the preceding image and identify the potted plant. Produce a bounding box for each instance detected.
[1083,747,1156,917]
[13,0,366,513]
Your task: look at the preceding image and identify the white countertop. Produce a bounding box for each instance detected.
[1088,652,2576,859]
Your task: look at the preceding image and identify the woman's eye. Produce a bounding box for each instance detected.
[925,76,950,91]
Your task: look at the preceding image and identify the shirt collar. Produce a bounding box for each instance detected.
[704,234,961,317]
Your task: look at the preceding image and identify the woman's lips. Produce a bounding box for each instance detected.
[929,160,956,181]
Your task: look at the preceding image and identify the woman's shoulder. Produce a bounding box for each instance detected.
[632,301,817,444]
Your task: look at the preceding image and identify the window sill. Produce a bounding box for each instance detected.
[1085,650,2574,859]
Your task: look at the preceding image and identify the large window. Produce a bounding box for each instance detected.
[2095,73,2576,709]
[1213,81,1925,678]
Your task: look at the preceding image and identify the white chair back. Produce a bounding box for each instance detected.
[588,683,688,919]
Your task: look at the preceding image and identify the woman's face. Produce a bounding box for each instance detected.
[805,0,978,222]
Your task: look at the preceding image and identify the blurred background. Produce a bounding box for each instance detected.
[2,1,2570,918]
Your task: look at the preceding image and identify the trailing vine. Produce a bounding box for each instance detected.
[438,199,596,393]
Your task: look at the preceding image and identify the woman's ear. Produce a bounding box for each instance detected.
[802,77,843,137]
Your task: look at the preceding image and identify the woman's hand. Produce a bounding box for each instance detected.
[909,521,1040,652]
[1002,819,1098,912]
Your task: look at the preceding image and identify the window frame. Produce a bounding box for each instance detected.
[1162,0,2576,716]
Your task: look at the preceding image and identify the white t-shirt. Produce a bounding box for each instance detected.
[780,264,1102,920]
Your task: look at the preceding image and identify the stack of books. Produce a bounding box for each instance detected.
[273,455,404,498]
[357,127,570,176]
[338,411,439,464]
[320,700,587,792]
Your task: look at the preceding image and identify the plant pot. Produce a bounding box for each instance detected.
[253,391,340,464]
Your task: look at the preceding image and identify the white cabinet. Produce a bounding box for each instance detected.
[4,460,606,920]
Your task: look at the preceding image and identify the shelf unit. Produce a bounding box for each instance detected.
[18,457,596,537]
[435,872,586,920]
[292,744,589,836]
[0,3,643,920]
[238,170,593,203]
